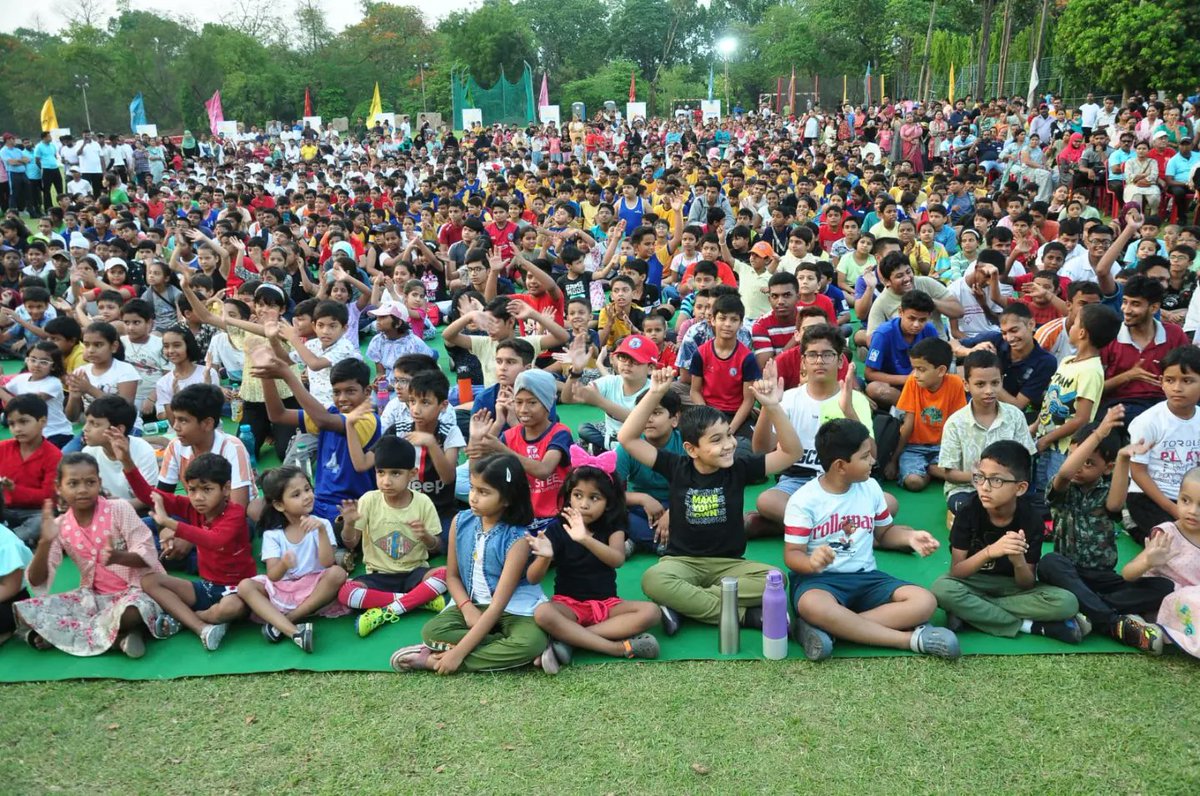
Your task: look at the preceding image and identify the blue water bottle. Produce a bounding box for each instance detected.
[238,424,257,469]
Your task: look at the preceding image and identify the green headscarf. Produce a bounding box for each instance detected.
[182,130,196,148]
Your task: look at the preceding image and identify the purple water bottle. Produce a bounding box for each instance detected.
[762,569,788,660]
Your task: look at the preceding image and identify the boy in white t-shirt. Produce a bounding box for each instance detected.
[1126,347,1200,541]
[120,299,170,419]
[783,418,960,661]
[80,396,161,509]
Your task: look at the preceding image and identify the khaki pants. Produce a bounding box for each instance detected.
[641,555,773,624]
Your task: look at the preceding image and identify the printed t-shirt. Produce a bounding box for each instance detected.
[783,477,892,574]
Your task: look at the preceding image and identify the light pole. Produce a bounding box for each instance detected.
[74,74,92,130]
[717,37,737,113]
[419,62,429,112]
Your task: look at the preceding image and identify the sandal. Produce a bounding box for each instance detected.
[118,630,146,659]
[22,629,51,651]
[390,644,434,673]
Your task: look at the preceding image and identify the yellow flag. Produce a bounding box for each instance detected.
[41,96,58,132]
[948,63,956,103]
[368,82,382,122]
[842,74,847,104]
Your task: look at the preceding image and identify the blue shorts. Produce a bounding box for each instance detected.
[899,444,939,481]
[791,569,913,613]
[191,578,239,612]
[768,473,814,498]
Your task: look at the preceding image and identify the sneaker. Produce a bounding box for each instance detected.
[292,623,314,653]
[538,645,561,675]
[1074,612,1093,638]
[334,548,357,574]
[658,605,682,637]
[422,595,447,613]
[1112,615,1164,655]
[356,607,400,638]
[153,613,181,639]
[200,623,227,651]
[741,606,764,630]
[911,625,961,660]
[624,538,636,559]
[622,633,660,659]
[1030,618,1083,644]
[262,623,283,644]
[792,617,834,661]
[549,638,573,666]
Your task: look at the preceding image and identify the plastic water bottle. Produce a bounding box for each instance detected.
[719,577,740,655]
[762,570,789,660]
[230,397,244,424]
[375,379,390,408]
[456,364,473,404]
[238,424,257,469]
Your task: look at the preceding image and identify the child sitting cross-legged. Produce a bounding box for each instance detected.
[621,361,804,635]
[1035,406,1174,654]
[615,388,684,555]
[785,418,960,661]
[14,454,170,658]
[236,466,350,653]
[885,337,967,491]
[390,453,549,675]
[117,433,254,651]
[931,441,1088,644]
[336,436,449,638]
[527,461,662,673]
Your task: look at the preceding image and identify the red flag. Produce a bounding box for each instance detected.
[304,87,313,117]
[629,70,636,103]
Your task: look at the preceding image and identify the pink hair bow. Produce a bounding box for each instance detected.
[569,444,617,475]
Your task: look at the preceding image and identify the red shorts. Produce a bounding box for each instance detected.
[552,595,622,627]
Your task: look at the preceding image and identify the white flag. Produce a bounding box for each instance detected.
[1026,62,1039,108]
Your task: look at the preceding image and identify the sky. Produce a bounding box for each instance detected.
[8,0,478,35]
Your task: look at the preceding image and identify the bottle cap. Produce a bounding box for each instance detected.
[767,569,783,587]
[721,576,738,591]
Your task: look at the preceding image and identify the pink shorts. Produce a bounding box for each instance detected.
[552,594,622,626]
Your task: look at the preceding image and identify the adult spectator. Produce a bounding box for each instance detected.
[1165,137,1199,217]
[1099,275,1189,422]
[0,134,31,214]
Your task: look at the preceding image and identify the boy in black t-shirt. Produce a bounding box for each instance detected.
[556,245,593,309]
[931,441,1086,643]
[619,361,804,635]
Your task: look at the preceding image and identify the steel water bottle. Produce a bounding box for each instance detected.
[719,577,740,654]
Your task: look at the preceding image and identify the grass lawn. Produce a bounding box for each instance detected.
[3,655,1200,794]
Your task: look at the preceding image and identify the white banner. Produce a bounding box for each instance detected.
[302,115,323,131]
[372,112,396,129]
[216,120,239,138]
[538,105,561,126]
[135,124,158,137]
[50,128,71,142]
[701,100,721,122]
[626,102,647,122]
[461,108,483,130]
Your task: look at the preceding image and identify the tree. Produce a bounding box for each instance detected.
[439,0,536,85]
[1055,0,1200,97]
[295,0,332,55]
[519,0,610,84]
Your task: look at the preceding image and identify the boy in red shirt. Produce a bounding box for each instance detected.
[483,199,519,263]
[689,293,762,437]
[114,432,255,652]
[0,395,61,545]
[795,262,836,323]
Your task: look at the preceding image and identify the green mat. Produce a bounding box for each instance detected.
[0,347,1138,683]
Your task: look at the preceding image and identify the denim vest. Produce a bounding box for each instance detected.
[453,510,545,617]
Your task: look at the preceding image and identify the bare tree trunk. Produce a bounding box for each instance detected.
[920,0,938,101]
[975,0,995,99]
[996,0,1013,99]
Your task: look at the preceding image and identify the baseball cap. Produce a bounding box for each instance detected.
[103,257,128,272]
[750,241,775,258]
[68,233,90,249]
[613,334,659,365]
[369,303,410,321]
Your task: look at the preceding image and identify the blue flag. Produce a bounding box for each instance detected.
[129,93,146,133]
[707,64,714,101]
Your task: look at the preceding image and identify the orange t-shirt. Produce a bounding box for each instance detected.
[896,372,967,445]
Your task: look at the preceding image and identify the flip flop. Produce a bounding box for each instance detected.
[390,644,433,673]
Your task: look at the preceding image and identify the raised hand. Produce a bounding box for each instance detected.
[1120,438,1153,459]
[469,408,494,438]
[527,531,554,558]
[149,492,170,528]
[648,366,675,396]
[38,499,60,544]
[560,506,589,542]
[104,427,131,465]
[339,499,360,526]
[751,358,783,407]
[1144,530,1176,567]
[1097,404,1126,436]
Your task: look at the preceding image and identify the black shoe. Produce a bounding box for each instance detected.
[1030,618,1083,644]
[292,623,314,653]
[659,605,682,637]
[262,623,283,644]
[741,606,763,630]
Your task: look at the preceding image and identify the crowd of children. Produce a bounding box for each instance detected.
[3,148,1200,673]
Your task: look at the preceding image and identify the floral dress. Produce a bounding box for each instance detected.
[14,498,168,656]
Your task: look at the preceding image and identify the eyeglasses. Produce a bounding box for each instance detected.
[24,356,54,365]
[392,376,411,387]
[802,350,839,362]
[971,472,1021,489]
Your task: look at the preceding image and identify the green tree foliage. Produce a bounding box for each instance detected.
[439,0,537,86]
[518,0,610,85]
[1055,0,1200,95]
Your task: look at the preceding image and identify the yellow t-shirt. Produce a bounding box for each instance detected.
[65,342,85,374]
[356,489,440,575]
[469,335,544,387]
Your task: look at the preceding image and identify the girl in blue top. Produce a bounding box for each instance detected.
[391,453,548,674]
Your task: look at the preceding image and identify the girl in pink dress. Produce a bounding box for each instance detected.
[1122,467,1200,658]
[15,453,171,657]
